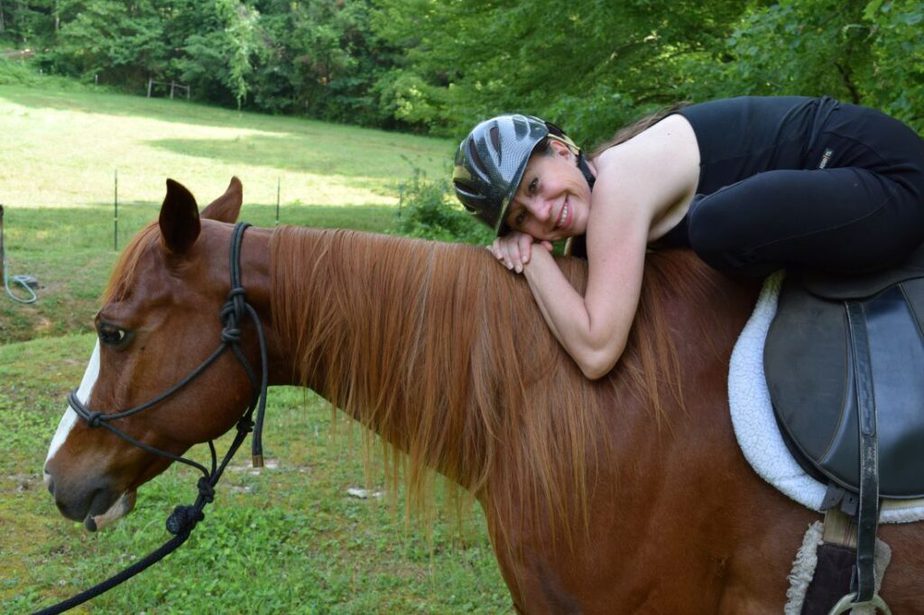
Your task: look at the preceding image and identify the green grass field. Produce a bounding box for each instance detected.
[0,72,511,613]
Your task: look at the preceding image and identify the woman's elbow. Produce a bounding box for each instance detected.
[576,345,624,381]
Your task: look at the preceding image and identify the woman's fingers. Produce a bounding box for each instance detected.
[490,233,532,273]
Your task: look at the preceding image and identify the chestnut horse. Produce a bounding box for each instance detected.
[43,179,924,613]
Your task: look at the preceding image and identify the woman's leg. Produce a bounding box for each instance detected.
[686,167,924,276]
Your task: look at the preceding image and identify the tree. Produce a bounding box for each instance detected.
[371,0,922,139]
[39,0,177,85]
[251,0,399,126]
[371,0,748,141]
[174,0,259,108]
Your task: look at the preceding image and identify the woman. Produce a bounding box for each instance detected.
[452,97,924,379]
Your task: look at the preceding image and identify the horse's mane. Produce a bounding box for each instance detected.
[102,222,161,303]
[270,227,724,540]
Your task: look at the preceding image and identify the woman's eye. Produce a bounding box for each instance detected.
[98,324,131,347]
[515,211,527,226]
[528,178,539,194]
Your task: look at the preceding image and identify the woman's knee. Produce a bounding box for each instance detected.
[685,194,777,275]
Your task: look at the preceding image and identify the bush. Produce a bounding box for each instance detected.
[392,171,493,245]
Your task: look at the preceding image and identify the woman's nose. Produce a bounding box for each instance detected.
[526,198,552,221]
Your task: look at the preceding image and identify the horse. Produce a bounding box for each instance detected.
[42,178,924,613]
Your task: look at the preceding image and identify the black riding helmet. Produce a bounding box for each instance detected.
[453,114,587,236]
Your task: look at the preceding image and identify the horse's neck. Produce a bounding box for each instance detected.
[237,226,294,386]
[268,231,762,499]
[270,228,458,465]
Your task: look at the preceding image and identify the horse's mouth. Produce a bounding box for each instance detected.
[85,489,137,532]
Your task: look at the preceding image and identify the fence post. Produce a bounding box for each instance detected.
[0,205,4,283]
[276,178,281,225]
[147,78,153,98]
[114,170,119,251]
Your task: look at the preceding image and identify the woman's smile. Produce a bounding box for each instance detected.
[554,197,571,231]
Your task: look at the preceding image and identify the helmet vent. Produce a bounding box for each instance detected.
[489,125,502,153]
[467,140,485,173]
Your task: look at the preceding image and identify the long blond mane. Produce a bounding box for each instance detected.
[269,227,722,540]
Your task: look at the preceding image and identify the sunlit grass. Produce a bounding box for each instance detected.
[0,83,452,209]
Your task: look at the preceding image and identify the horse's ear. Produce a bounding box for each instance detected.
[200,177,243,223]
[160,179,201,254]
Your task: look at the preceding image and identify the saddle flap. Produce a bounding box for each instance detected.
[765,276,924,498]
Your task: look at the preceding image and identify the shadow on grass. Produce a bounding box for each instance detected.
[150,133,448,181]
[0,203,400,344]
[0,84,453,179]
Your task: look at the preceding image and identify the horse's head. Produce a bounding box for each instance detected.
[43,177,269,531]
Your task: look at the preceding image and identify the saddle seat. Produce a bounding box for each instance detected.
[764,242,924,499]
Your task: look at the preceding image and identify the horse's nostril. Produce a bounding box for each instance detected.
[46,478,54,495]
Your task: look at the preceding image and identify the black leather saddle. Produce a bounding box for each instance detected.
[765,243,924,498]
[764,244,924,605]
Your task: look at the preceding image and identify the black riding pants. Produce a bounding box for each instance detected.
[683,102,924,277]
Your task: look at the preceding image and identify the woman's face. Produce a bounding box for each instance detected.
[504,140,592,241]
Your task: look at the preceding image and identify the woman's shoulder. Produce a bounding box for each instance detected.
[594,114,698,174]
[591,115,700,225]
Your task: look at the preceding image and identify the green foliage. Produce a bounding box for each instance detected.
[371,0,747,142]
[250,0,401,127]
[1,0,921,152]
[372,0,923,141]
[863,0,924,132]
[392,171,493,245]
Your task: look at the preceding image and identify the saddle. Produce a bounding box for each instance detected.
[764,242,924,610]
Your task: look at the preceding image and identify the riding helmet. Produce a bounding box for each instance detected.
[453,114,578,236]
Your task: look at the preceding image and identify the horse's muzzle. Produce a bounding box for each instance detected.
[44,465,134,531]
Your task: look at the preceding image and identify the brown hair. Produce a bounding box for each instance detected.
[590,103,688,159]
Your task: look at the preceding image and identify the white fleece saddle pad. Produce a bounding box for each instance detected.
[728,272,924,524]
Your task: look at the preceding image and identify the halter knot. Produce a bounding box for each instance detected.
[166,504,204,536]
[236,417,254,434]
[196,477,215,503]
[221,327,242,343]
[224,286,247,317]
[86,411,104,428]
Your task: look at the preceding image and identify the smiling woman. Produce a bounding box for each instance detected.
[452,98,924,379]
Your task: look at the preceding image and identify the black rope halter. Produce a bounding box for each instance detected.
[34,222,270,615]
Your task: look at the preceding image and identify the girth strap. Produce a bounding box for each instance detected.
[845,301,880,605]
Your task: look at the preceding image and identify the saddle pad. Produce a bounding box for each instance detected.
[728,272,924,524]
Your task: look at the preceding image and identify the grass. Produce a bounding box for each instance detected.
[1,337,509,614]
[0,70,511,613]
[0,79,451,209]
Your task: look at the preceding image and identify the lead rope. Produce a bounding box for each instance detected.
[33,223,270,615]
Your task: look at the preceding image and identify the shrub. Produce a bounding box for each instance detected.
[392,171,493,245]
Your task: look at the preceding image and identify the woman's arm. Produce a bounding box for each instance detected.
[522,116,699,379]
[521,195,648,379]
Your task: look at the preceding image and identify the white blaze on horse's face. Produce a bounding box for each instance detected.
[43,340,101,485]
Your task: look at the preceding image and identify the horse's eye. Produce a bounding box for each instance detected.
[98,324,131,347]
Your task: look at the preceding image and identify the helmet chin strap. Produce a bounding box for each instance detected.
[577,153,596,191]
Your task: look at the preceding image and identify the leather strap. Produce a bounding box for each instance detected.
[845,301,880,603]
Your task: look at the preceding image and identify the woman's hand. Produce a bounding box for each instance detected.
[489,232,553,273]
